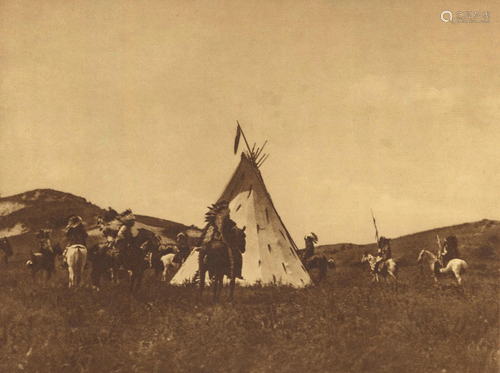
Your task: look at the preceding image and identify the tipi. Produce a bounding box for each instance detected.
[171,127,311,287]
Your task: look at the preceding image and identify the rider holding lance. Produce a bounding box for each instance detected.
[371,211,392,274]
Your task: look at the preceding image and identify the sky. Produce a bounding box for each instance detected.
[1,0,499,245]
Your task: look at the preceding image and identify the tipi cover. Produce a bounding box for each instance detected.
[171,153,311,287]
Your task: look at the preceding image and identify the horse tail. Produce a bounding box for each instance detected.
[460,260,468,274]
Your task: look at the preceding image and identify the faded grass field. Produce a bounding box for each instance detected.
[0,220,499,373]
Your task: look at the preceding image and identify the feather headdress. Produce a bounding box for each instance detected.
[203,201,230,244]
[118,209,136,223]
[304,232,318,243]
[65,216,83,231]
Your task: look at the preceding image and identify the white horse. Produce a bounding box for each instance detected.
[361,253,398,284]
[66,244,87,288]
[417,249,468,286]
[160,253,179,282]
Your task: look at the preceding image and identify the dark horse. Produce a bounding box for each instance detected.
[26,243,63,282]
[198,201,246,301]
[302,254,328,283]
[1,237,13,266]
[89,228,161,292]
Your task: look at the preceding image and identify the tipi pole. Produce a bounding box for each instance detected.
[237,121,253,156]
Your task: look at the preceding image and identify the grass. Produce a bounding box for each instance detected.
[0,248,498,373]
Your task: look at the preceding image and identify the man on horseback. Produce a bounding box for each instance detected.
[198,201,246,300]
[62,216,88,268]
[36,230,53,255]
[303,233,318,262]
[441,235,459,267]
[113,209,136,268]
[373,236,392,274]
[176,232,191,264]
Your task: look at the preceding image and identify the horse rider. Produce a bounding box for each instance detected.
[303,233,318,262]
[176,232,190,264]
[101,227,118,254]
[62,216,88,268]
[373,236,392,274]
[113,209,136,267]
[211,219,244,280]
[36,230,53,255]
[441,235,459,267]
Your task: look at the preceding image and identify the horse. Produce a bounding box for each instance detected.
[146,246,178,279]
[160,253,180,282]
[122,228,162,292]
[66,244,87,288]
[327,258,336,272]
[88,243,113,291]
[417,249,468,286]
[361,253,398,285]
[26,242,63,283]
[302,254,328,283]
[0,237,13,266]
[198,201,247,301]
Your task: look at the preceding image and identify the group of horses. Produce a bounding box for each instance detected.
[24,228,187,292]
[5,207,470,300]
[359,247,468,287]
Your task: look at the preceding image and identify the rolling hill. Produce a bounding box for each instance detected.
[0,189,202,258]
[1,188,498,269]
[315,219,500,271]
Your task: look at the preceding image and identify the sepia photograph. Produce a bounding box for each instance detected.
[0,0,499,372]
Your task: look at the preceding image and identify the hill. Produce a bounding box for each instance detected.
[316,219,500,270]
[0,189,202,257]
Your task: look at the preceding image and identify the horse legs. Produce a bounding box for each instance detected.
[162,265,168,282]
[229,277,235,301]
[213,274,223,301]
[136,270,144,292]
[199,267,206,297]
[91,268,101,291]
[212,275,219,301]
[68,266,75,288]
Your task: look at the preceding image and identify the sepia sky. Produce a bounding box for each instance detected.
[1,0,499,245]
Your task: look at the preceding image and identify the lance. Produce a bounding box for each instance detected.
[436,234,443,265]
[371,209,379,246]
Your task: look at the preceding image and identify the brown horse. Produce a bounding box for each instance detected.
[26,242,63,283]
[301,254,328,283]
[198,202,246,301]
[121,228,161,293]
[89,229,161,292]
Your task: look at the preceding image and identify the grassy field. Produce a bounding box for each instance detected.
[0,221,499,373]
